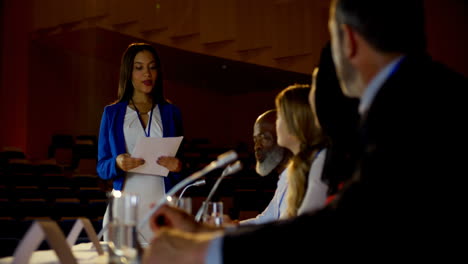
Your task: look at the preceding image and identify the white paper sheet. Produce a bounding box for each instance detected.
[129,136,183,176]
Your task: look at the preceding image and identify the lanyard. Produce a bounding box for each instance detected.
[131,100,154,137]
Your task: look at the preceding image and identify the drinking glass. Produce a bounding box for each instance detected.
[166,196,192,214]
[202,201,224,227]
[107,191,141,264]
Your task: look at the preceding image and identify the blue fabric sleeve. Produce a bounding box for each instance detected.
[97,106,123,182]
[205,236,223,264]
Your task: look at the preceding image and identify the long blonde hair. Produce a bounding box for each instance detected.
[275,84,325,218]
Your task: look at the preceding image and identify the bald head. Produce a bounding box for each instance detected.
[253,110,286,176]
[256,109,277,127]
[255,110,277,139]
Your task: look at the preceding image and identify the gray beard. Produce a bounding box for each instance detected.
[256,147,285,176]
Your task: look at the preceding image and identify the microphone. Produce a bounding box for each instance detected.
[138,150,238,231]
[194,160,243,222]
[177,179,206,203]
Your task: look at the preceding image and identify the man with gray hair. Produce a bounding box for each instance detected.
[253,110,290,177]
[238,109,292,224]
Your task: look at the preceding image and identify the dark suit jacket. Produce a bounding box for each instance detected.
[222,54,467,262]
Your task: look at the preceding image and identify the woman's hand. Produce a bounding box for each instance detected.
[157,156,182,172]
[116,153,145,171]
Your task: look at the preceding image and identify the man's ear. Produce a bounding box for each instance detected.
[340,24,358,60]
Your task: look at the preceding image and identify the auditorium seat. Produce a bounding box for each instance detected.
[40,173,72,188]
[73,159,97,175]
[16,198,50,219]
[45,186,76,202]
[87,199,108,219]
[52,198,84,219]
[57,217,90,243]
[48,134,74,169]
[12,185,44,200]
[35,159,64,175]
[0,147,26,165]
[0,198,13,218]
[78,187,107,203]
[6,159,38,186]
[71,174,100,188]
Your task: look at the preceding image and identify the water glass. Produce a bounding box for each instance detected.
[107,191,140,264]
[167,196,192,214]
[202,201,224,227]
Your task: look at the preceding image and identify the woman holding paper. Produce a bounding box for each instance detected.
[97,42,185,242]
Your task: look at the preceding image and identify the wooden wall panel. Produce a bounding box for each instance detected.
[272,0,324,59]
[317,0,332,47]
[60,0,85,24]
[200,0,236,44]
[27,0,331,73]
[235,0,272,51]
[84,0,109,19]
[170,0,200,38]
[306,0,330,61]
[32,0,62,30]
[109,0,139,25]
[139,0,170,32]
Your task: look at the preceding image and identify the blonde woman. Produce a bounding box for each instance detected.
[275,84,329,218]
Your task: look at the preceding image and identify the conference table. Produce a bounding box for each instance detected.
[0,242,109,264]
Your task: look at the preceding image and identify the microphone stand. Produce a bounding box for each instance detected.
[194,160,242,222]
[137,150,238,231]
[177,179,206,207]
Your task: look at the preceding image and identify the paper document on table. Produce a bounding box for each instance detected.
[129,136,183,176]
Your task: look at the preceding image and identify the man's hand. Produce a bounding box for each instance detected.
[142,228,221,264]
[150,204,220,235]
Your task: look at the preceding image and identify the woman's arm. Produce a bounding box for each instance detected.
[97,107,123,180]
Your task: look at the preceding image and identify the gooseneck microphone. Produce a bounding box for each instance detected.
[194,160,243,222]
[138,150,238,231]
[178,179,206,202]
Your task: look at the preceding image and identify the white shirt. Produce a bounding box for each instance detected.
[297,148,328,215]
[239,169,288,225]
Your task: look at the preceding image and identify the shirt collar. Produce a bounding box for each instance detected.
[358,55,405,115]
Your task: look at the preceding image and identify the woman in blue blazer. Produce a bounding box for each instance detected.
[97,43,184,242]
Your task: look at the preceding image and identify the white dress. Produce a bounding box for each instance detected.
[103,105,166,243]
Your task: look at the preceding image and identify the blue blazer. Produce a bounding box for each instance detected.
[97,101,184,191]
